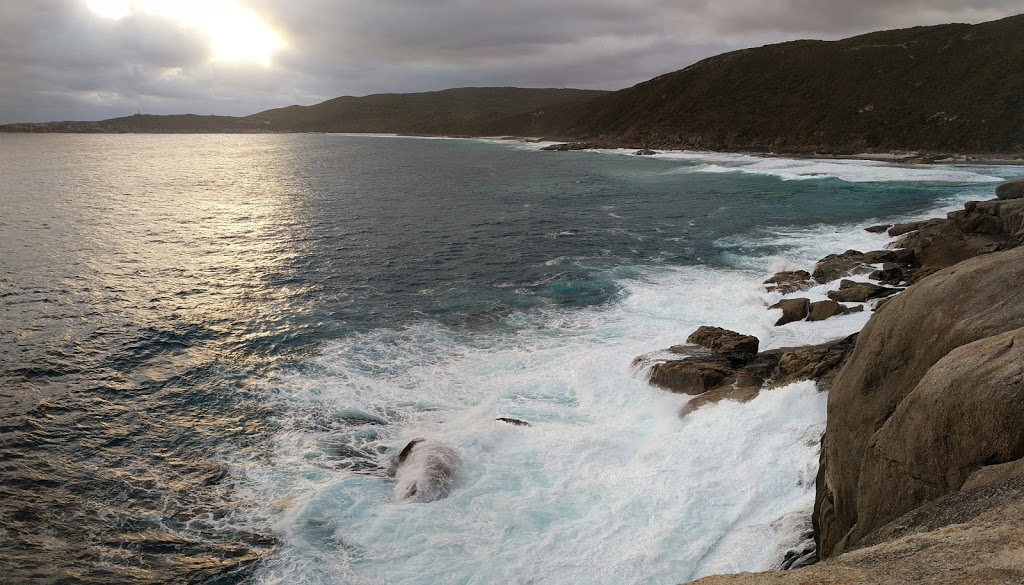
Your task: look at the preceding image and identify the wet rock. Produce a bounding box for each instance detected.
[864,224,892,234]
[770,298,810,326]
[680,385,760,415]
[768,334,858,391]
[685,325,760,356]
[827,280,901,303]
[649,356,735,395]
[496,417,531,427]
[763,270,813,294]
[995,177,1024,200]
[862,248,914,264]
[887,218,946,237]
[633,149,657,155]
[807,300,844,322]
[812,250,874,283]
[842,304,865,315]
[868,263,904,285]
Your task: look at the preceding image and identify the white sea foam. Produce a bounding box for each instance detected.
[236,248,871,584]
[234,153,1024,584]
[594,149,1008,184]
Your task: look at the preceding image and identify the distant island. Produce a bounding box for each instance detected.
[4,14,1023,156]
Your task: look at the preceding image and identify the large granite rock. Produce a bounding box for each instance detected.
[817,246,1024,558]
[995,177,1024,200]
[851,327,1024,543]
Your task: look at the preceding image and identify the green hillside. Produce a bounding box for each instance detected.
[560,14,1024,153]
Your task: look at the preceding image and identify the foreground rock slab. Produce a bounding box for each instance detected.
[818,246,1024,557]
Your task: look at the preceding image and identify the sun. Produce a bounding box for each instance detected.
[86,0,284,66]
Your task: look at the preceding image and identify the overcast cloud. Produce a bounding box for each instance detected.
[0,0,1020,123]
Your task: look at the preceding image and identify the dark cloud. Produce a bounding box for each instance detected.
[0,0,1019,122]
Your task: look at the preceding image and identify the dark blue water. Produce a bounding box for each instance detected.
[0,134,1010,584]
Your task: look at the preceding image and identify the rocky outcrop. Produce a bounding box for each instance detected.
[891,198,1024,282]
[639,330,856,413]
[816,246,1024,558]
[812,251,875,283]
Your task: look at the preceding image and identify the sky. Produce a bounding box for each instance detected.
[0,0,1020,123]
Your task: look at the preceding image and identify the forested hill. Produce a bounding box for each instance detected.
[557,14,1024,154]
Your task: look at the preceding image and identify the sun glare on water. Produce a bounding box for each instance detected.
[86,0,283,66]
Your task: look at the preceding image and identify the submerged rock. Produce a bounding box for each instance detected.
[496,417,531,427]
[393,438,462,503]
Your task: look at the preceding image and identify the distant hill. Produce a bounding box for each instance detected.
[3,14,1023,154]
[248,87,606,135]
[557,14,1024,154]
[0,88,607,136]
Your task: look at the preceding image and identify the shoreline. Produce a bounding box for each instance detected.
[3,129,1022,166]
[647,175,1024,583]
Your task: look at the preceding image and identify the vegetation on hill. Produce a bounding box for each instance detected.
[248,87,606,135]
[559,14,1024,154]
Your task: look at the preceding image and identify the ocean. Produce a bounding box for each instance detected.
[0,133,1016,584]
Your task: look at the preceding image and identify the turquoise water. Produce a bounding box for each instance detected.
[0,134,1015,584]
